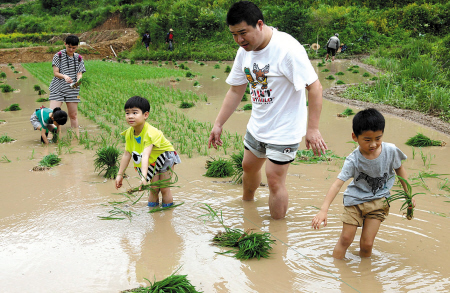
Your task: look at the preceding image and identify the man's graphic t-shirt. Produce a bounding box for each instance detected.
[122,122,174,167]
[226,28,318,145]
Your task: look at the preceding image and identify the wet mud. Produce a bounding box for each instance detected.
[1,60,450,292]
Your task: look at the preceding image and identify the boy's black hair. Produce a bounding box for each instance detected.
[352,108,385,137]
[226,1,264,27]
[65,35,79,46]
[124,96,150,113]
[52,107,68,125]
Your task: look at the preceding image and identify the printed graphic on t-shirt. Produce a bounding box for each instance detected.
[132,151,142,164]
[355,171,389,194]
[245,63,273,105]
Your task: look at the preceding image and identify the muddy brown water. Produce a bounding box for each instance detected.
[1,60,450,293]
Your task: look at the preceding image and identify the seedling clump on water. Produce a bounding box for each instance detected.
[32,153,61,171]
[337,108,355,117]
[4,103,21,111]
[205,157,234,178]
[199,204,276,260]
[405,133,446,147]
[94,144,121,179]
[0,134,15,143]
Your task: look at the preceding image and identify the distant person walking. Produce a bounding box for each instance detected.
[48,35,86,137]
[325,33,340,61]
[142,32,152,52]
[165,28,174,51]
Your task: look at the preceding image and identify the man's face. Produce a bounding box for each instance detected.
[229,20,264,51]
[65,43,78,56]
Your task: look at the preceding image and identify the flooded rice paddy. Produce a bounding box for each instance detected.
[1,59,450,293]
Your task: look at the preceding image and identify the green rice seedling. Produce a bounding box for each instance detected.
[0,134,15,143]
[317,63,325,67]
[438,178,450,193]
[225,65,231,73]
[193,81,200,86]
[245,87,250,94]
[148,202,185,213]
[339,108,355,117]
[214,64,220,69]
[411,146,416,159]
[18,76,27,79]
[335,71,345,75]
[321,68,330,72]
[13,71,19,73]
[199,62,205,66]
[4,103,21,111]
[0,72,6,78]
[241,95,248,101]
[198,203,275,260]
[243,104,252,111]
[180,101,195,108]
[38,89,46,95]
[0,119,5,123]
[36,97,49,102]
[325,75,335,80]
[230,150,244,184]
[123,268,202,293]
[211,75,216,79]
[429,211,448,217]
[179,63,185,69]
[405,133,445,147]
[352,69,360,73]
[205,157,234,177]
[352,65,360,68]
[363,72,370,77]
[38,153,61,168]
[33,84,41,91]
[1,84,14,93]
[184,66,190,70]
[29,149,35,160]
[94,144,121,179]
[117,58,121,63]
[186,71,193,78]
[385,176,423,220]
[1,155,11,163]
[165,61,169,65]
[346,67,353,71]
[127,169,179,194]
[370,76,378,81]
[296,149,344,164]
[336,80,345,85]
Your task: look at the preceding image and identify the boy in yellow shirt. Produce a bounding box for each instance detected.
[115,96,181,207]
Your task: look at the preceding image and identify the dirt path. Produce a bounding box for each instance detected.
[322,58,450,136]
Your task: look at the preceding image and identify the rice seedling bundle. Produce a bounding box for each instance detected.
[241,95,248,101]
[230,150,244,184]
[405,133,445,147]
[193,81,200,86]
[385,176,423,220]
[295,149,343,163]
[186,71,193,78]
[122,269,202,293]
[224,65,231,73]
[352,69,360,73]
[38,153,61,167]
[199,204,275,260]
[180,101,195,108]
[325,75,335,80]
[0,72,6,78]
[321,68,330,72]
[94,144,121,179]
[317,62,325,67]
[1,84,14,93]
[363,72,370,77]
[205,157,234,177]
[243,104,252,111]
[339,108,355,117]
[0,134,15,143]
[38,89,46,95]
[335,71,344,75]
[18,76,27,79]
[336,80,345,85]
[214,64,220,69]
[4,103,21,111]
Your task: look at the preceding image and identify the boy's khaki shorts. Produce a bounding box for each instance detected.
[341,198,389,227]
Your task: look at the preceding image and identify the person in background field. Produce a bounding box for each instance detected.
[325,33,340,61]
[312,108,414,259]
[166,28,174,51]
[115,96,181,208]
[30,106,67,144]
[208,1,327,220]
[142,31,152,52]
[48,34,86,137]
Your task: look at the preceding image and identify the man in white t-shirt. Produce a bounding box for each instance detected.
[208,1,327,219]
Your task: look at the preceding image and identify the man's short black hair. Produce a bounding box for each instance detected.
[124,96,150,113]
[226,1,264,27]
[65,35,79,46]
[352,108,385,137]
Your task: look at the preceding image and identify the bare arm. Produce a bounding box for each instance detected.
[305,79,327,156]
[311,178,345,229]
[53,66,73,83]
[115,151,131,189]
[139,145,154,186]
[40,127,49,144]
[208,83,247,149]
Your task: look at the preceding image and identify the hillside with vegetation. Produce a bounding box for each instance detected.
[1,0,450,123]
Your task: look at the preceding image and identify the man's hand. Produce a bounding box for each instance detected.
[305,128,327,156]
[208,125,223,149]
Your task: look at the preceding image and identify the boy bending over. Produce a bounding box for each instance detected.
[115,96,181,208]
[312,108,412,259]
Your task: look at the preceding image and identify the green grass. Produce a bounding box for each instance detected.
[38,153,61,167]
[205,157,234,178]
[405,133,444,147]
[4,103,21,111]
[0,134,15,143]
[94,144,121,179]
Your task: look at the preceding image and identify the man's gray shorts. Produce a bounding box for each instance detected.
[244,130,299,165]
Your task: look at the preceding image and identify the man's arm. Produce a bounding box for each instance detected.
[208,83,247,149]
[305,79,327,156]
